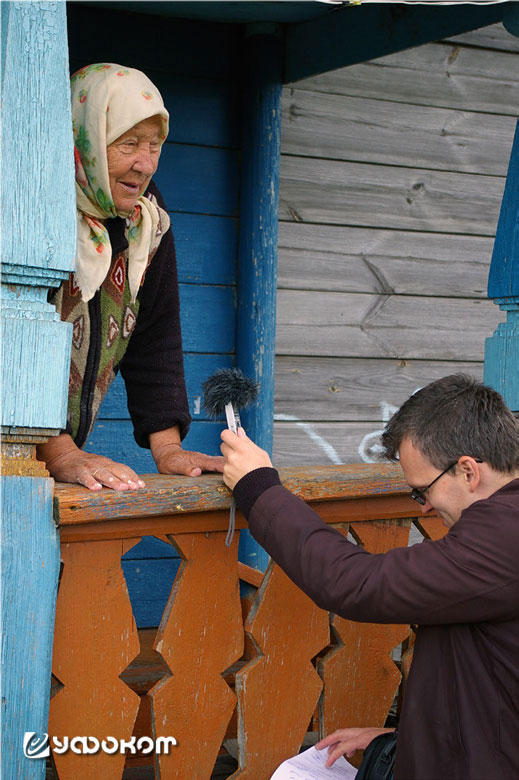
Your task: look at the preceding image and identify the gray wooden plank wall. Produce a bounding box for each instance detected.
[273,23,518,467]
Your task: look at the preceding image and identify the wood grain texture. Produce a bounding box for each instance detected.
[179,283,235,353]
[2,1,76,274]
[414,516,448,542]
[1,5,75,778]
[1,477,60,779]
[277,223,494,298]
[484,306,519,413]
[274,356,483,421]
[236,31,282,449]
[275,291,504,361]
[318,520,412,736]
[271,422,405,467]
[150,531,243,779]
[279,155,505,235]
[282,88,516,176]
[156,143,239,217]
[484,124,519,411]
[145,70,240,149]
[284,2,504,83]
[236,30,283,571]
[49,485,427,779]
[290,39,519,115]
[234,561,329,778]
[446,21,519,53]
[276,26,514,460]
[174,213,238,286]
[54,465,410,526]
[1,309,72,430]
[57,497,423,545]
[1,0,74,433]
[49,538,142,779]
[487,123,519,299]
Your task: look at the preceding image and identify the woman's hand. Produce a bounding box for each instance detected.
[150,427,224,477]
[315,727,395,768]
[220,427,273,490]
[36,434,145,491]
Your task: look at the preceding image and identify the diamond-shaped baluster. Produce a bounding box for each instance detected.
[49,538,142,779]
[318,519,412,737]
[232,560,330,778]
[149,527,244,779]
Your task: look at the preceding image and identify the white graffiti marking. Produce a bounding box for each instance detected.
[275,414,343,465]
[358,389,424,464]
[358,401,399,464]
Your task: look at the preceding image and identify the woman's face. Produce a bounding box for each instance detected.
[106,115,164,214]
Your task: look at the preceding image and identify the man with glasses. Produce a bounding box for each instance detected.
[221,374,519,779]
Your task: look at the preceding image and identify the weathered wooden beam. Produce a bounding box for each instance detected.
[281,88,516,176]
[274,356,484,423]
[1,478,60,777]
[237,24,283,452]
[1,3,76,777]
[289,39,519,117]
[275,290,503,362]
[485,121,519,411]
[487,122,519,300]
[279,156,505,236]
[277,224,494,299]
[54,465,409,525]
[236,24,283,571]
[285,2,505,83]
[54,465,423,543]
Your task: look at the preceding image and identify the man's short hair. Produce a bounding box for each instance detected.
[381,374,519,473]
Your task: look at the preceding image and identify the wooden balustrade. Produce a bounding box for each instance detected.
[49,465,446,779]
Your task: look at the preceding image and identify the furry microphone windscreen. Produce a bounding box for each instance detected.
[202,368,259,418]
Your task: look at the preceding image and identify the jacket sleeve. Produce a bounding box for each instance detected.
[119,181,191,447]
[239,472,519,626]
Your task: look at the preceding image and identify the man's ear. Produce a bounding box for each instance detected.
[458,456,481,492]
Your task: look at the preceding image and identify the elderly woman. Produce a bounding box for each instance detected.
[36,63,222,490]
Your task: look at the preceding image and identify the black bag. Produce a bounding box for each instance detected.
[355,731,398,780]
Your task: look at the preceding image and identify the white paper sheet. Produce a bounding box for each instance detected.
[270,745,358,780]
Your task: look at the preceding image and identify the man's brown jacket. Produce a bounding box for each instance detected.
[234,470,519,780]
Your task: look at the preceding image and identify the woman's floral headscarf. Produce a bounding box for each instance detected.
[71,63,170,302]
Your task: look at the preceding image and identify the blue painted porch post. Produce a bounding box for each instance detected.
[484,121,519,410]
[1,2,75,777]
[236,24,282,571]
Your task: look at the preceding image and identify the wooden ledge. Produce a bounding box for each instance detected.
[54,464,410,527]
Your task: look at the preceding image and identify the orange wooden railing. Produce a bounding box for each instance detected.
[49,465,446,780]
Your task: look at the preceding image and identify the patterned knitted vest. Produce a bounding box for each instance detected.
[53,198,169,447]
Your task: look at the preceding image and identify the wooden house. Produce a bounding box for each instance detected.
[2,2,518,778]
[274,21,519,466]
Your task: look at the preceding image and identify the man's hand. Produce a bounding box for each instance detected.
[150,426,224,477]
[36,434,145,491]
[315,727,395,768]
[220,427,273,490]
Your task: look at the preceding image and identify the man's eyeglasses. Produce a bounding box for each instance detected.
[410,462,458,505]
[410,458,482,505]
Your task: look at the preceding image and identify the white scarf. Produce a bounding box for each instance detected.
[70,63,170,302]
